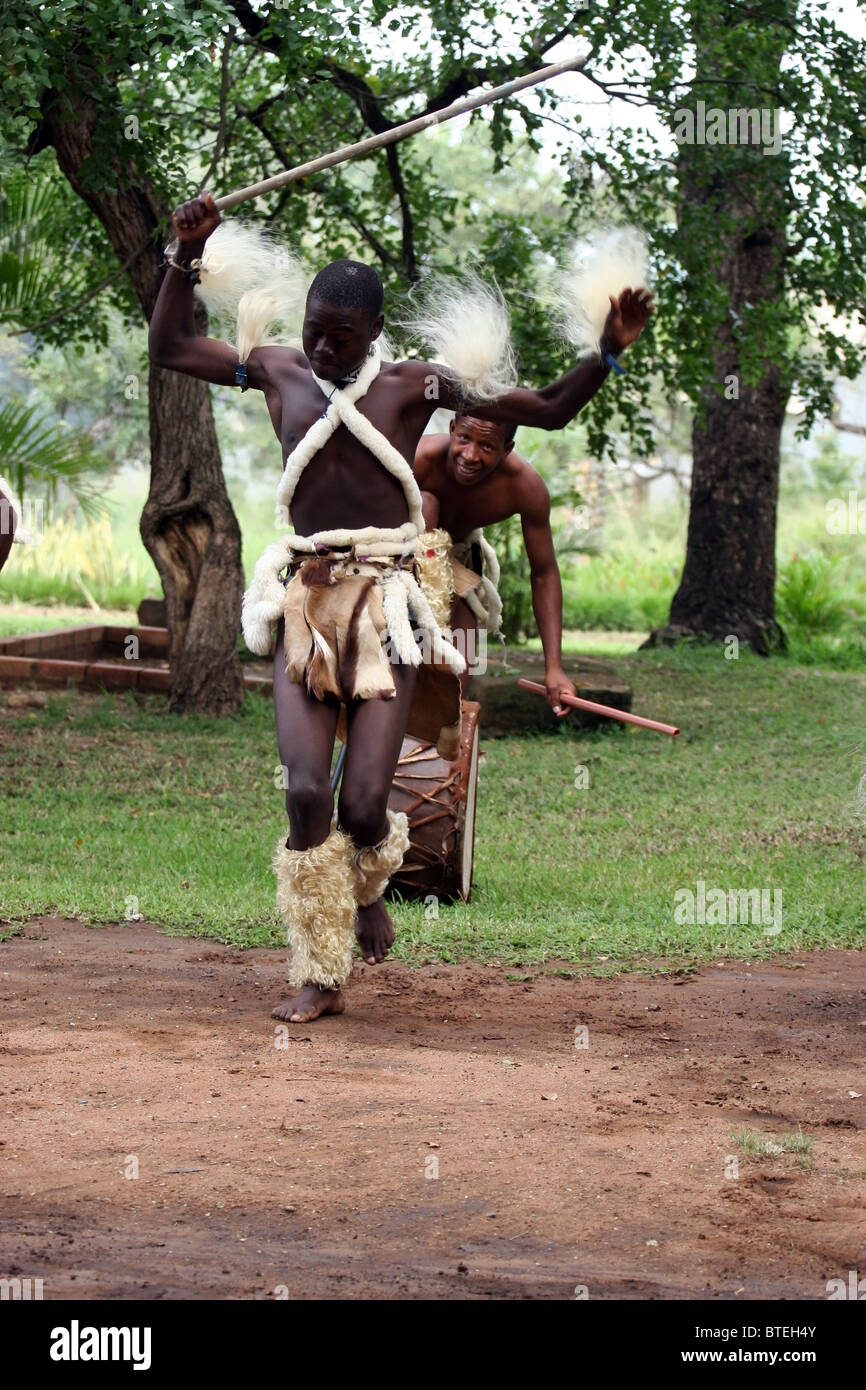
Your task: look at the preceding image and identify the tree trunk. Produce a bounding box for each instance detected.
[650,227,788,654]
[34,82,245,712]
[646,10,790,655]
[143,360,245,712]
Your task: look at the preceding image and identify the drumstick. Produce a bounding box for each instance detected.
[517,678,680,737]
[212,53,589,211]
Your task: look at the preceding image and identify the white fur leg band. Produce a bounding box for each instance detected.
[273,827,357,990]
[351,810,410,907]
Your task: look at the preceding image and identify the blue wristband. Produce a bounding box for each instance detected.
[603,349,626,375]
[235,360,248,391]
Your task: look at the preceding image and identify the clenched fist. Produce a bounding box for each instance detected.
[171,191,221,245]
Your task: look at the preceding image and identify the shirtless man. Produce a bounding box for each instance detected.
[415,414,580,715]
[149,191,651,1022]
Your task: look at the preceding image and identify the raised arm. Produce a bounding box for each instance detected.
[432,287,653,430]
[148,192,274,390]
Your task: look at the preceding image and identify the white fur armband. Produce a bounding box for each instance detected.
[194,221,310,362]
[553,227,649,359]
[402,272,518,402]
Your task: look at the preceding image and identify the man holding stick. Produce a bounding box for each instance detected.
[149,192,648,1023]
[414,278,651,716]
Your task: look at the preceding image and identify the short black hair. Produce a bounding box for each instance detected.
[455,412,517,447]
[307,260,384,321]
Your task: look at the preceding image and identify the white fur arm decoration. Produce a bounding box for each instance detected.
[402,272,517,402]
[193,221,310,362]
[553,227,649,359]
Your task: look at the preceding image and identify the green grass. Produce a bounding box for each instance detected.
[730,1127,815,1160]
[0,602,136,638]
[2,645,864,965]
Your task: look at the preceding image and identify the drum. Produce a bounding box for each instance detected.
[386,700,481,902]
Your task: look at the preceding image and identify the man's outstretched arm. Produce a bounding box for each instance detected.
[432,287,653,430]
[148,192,274,390]
[520,474,576,717]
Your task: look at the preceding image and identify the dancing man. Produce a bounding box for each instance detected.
[148,192,649,1023]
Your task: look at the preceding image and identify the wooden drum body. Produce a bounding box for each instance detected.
[386,699,481,903]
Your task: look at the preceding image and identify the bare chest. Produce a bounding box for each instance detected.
[273,376,418,534]
[433,478,517,540]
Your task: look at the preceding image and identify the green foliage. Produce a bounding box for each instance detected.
[0,171,63,321]
[562,553,678,633]
[0,398,113,519]
[809,432,863,494]
[776,551,862,637]
[2,0,865,669]
[569,0,866,444]
[2,0,862,456]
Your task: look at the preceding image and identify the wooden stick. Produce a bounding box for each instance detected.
[214,53,588,211]
[517,678,680,737]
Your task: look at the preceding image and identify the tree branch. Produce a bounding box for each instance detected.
[239,107,401,274]
[197,26,234,193]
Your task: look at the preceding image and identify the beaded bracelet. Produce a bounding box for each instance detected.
[162,253,202,285]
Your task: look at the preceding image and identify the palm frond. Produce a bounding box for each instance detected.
[0,169,88,324]
[0,397,112,521]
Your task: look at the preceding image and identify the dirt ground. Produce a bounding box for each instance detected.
[1,918,864,1301]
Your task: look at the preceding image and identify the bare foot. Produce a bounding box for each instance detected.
[271,984,345,1023]
[355,897,395,965]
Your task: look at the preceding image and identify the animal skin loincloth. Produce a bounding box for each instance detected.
[283,551,410,702]
[279,539,465,760]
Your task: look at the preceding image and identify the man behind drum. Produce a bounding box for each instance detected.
[416,411,584,715]
[415,260,653,713]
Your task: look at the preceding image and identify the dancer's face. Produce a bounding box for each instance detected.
[303,296,383,382]
[447,416,511,486]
